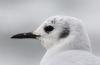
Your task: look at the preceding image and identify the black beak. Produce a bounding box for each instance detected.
[11,32,40,39]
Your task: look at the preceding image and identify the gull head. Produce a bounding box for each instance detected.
[11,16,91,51]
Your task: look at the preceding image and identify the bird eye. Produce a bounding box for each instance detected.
[44,25,54,33]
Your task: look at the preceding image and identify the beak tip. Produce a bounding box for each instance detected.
[11,36,13,39]
[10,35,18,39]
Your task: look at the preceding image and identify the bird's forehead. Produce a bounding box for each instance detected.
[43,15,81,28]
[45,17,66,25]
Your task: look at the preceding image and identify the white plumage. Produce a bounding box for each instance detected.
[33,16,100,65]
[12,15,100,65]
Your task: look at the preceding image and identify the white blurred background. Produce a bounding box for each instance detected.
[0,0,100,65]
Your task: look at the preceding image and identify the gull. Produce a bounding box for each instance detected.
[11,16,100,65]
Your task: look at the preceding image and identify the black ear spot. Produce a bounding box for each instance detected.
[59,27,70,38]
[44,25,54,33]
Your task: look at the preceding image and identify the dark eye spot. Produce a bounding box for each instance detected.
[44,25,54,33]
